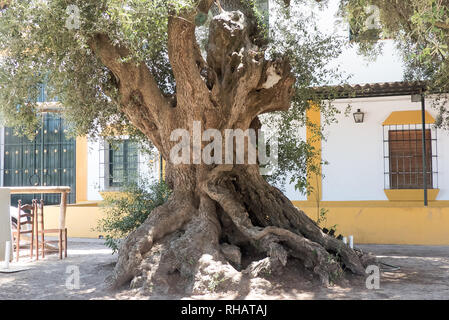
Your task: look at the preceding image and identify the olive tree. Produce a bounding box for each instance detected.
[0,0,373,293]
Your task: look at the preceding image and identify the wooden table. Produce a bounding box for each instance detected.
[8,186,71,259]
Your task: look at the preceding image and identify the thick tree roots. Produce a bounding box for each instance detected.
[109,166,378,295]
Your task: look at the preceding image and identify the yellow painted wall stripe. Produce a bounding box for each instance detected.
[75,136,88,202]
[306,102,322,202]
[294,202,449,245]
[293,200,449,208]
[382,110,435,125]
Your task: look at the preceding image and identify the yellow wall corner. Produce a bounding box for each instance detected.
[306,101,322,202]
[75,136,88,203]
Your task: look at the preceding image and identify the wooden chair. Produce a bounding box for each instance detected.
[36,199,67,259]
[11,200,36,262]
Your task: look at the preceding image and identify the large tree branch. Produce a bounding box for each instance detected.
[88,33,171,151]
[167,0,215,113]
[167,18,211,112]
[207,11,295,129]
[245,59,295,116]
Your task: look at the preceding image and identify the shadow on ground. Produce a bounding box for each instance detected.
[1,241,448,300]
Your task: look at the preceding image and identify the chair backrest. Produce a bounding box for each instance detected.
[16,200,35,233]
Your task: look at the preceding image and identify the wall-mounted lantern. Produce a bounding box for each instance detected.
[411,94,421,102]
[353,109,365,123]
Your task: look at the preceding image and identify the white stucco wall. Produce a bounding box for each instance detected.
[293,0,405,85]
[436,120,449,200]
[87,139,103,201]
[319,95,449,201]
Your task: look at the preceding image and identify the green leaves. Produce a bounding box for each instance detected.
[262,1,345,195]
[0,0,186,139]
[97,179,172,253]
[0,0,356,196]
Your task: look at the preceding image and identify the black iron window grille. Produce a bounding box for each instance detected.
[383,124,438,190]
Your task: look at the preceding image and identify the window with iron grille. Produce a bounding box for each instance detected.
[99,139,141,190]
[1,113,76,205]
[383,124,438,190]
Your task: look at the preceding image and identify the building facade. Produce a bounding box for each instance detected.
[295,82,449,245]
[2,2,448,244]
[2,82,449,245]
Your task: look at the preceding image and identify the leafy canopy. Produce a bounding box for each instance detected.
[0,0,347,195]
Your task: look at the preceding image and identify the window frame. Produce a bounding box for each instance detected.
[100,136,140,191]
[383,123,438,191]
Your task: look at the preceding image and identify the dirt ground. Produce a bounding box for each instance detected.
[0,238,448,300]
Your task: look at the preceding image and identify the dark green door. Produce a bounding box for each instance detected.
[2,113,76,206]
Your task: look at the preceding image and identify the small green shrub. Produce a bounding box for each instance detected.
[96,179,171,253]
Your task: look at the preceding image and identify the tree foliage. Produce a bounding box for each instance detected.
[0,0,347,195]
[0,0,187,140]
[340,0,449,128]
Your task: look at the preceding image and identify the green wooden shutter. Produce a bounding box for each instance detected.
[2,113,76,206]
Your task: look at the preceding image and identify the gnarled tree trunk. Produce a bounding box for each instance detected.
[89,1,376,294]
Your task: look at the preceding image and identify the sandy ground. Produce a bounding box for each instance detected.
[0,239,448,300]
